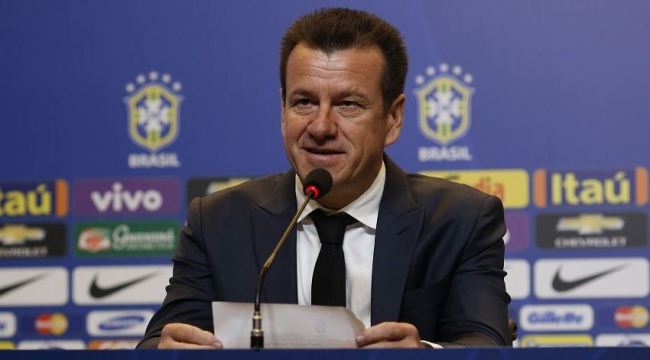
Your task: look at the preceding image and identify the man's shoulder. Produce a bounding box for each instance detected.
[196,172,289,209]
[404,172,494,209]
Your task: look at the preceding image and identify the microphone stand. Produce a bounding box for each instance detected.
[250,190,315,349]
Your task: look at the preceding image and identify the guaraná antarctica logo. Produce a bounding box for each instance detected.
[124,71,183,168]
[413,63,474,162]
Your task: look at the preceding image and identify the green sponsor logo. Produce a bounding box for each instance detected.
[74,221,178,256]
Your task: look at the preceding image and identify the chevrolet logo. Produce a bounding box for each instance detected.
[0,225,46,245]
[556,214,624,235]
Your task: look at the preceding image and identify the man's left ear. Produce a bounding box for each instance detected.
[384,93,405,146]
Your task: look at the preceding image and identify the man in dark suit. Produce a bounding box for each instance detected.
[138,7,510,349]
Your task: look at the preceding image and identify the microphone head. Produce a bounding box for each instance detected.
[303,168,333,199]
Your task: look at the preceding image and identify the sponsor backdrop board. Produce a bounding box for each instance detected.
[1,0,650,349]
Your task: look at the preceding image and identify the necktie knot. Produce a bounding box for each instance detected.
[310,209,356,245]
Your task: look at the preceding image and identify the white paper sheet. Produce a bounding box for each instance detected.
[212,302,365,349]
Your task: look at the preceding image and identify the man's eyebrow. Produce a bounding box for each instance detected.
[286,89,314,98]
[336,89,369,100]
[286,88,370,100]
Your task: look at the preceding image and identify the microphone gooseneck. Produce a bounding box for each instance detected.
[251,168,333,349]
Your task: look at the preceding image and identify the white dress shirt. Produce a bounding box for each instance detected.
[294,163,386,328]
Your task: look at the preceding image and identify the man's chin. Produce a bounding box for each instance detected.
[295,164,341,185]
[301,151,347,169]
[296,162,331,176]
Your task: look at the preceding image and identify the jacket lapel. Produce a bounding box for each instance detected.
[251,171,298,304]
[249,158,424,316]
[371,157,424,324]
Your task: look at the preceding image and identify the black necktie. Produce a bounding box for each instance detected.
[310,209,356,307]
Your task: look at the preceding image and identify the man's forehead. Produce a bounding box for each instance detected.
[285,44,385,90]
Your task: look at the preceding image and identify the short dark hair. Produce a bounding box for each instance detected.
[280,8,408,113]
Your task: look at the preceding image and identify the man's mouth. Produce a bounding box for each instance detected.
[302,148,345,166]
[304,147,344,155]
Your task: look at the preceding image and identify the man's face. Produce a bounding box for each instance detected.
[281,43,404,209]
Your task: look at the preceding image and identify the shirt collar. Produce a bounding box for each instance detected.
[295,162,386,230]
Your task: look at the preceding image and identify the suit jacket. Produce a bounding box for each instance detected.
[138,157,511,348]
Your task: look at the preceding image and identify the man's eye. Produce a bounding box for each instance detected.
[294,99,312,107]
[341,101,358,108]
[338,101,364,113]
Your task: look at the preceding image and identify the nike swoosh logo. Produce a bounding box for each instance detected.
[0,274,46,297]
[552,265,626,292]
[89,272,158,298]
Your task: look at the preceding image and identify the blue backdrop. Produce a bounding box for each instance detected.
[1,0,649,350]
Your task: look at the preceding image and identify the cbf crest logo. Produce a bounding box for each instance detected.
[124,71,182,168]
[414,64,474,162]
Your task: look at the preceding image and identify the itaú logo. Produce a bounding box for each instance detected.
[99,315,146,331]
[533,168,648,207]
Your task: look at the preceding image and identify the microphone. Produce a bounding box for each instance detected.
[302,168,333,200]
[251,168,333,349]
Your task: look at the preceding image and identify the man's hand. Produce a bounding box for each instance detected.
[356,322,425,348]
[158,323,222,349]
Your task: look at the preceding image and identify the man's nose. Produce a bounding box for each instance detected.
[307,105,337,140]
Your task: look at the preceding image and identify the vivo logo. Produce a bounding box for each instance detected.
[75,179,180,216]
[520,304,593,331]
[99,315,146,331]
[91,183,162,212]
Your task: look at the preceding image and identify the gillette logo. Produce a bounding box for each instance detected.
[520,305,593,331]
[529,312,583,324]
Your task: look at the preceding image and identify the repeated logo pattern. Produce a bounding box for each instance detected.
[125,71,183,169]
[125,72,182,153]
[0,65,648,348]
[427,167,650,346]
[414,64,474,162]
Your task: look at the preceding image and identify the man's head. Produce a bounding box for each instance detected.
[280,7,408,114]
[280,8,408,209]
